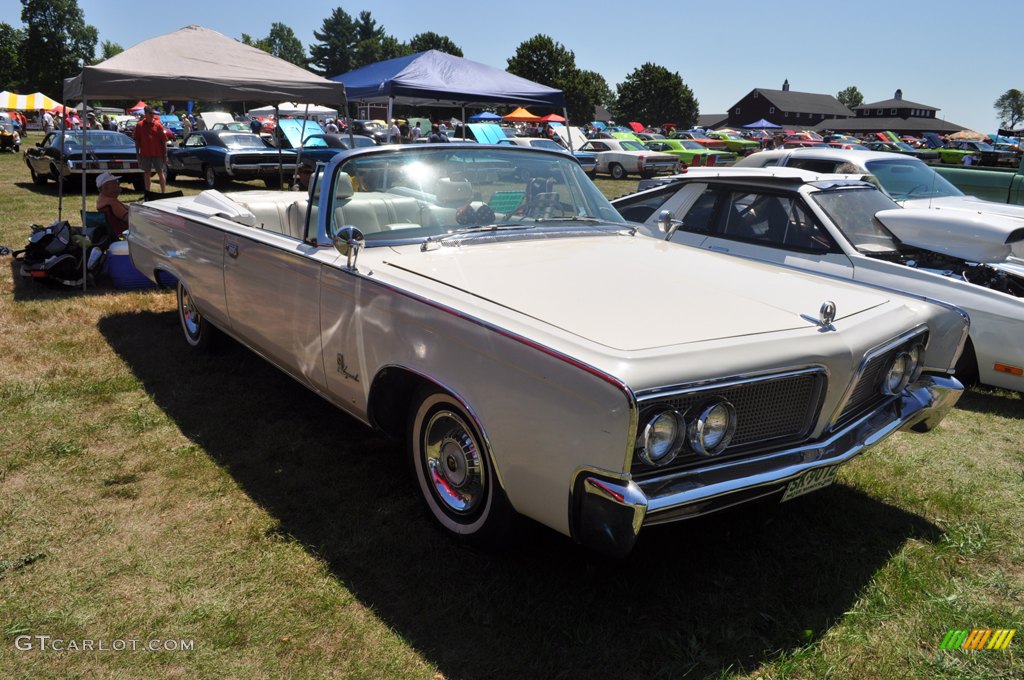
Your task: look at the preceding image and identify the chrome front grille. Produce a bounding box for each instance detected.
[632,368,827,474]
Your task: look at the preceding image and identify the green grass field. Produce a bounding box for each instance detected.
[0,142,1021,679]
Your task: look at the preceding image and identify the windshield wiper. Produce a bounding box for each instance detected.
[534,215,605,223]
[421,224,533,250]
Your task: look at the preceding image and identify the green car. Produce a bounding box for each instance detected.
[643,139,736,167]
[708,131,761,155]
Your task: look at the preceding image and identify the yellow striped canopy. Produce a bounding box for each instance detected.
[0,91,60,111]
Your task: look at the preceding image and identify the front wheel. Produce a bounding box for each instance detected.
[610,163,627,180]
[409,390,514,547]
[29,164,47,185]
[177,282,218,351]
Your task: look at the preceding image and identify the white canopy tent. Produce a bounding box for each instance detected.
[247,102,339,119]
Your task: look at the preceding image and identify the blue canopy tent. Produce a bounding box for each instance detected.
[743,118,782,129]
[468,111,502,122]
[332,50,566,143]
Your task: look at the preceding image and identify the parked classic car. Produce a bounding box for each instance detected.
[613,166,1022,391]
[937,141,1017,167]
[128,144,966,556]
[118,118,177,144]
[0,118,20,152]
[496,136,598,176]
[160,114,185,139]
[167,130,298,188]
[579,138,679,179]
[643,139,736,167]
[736,149,1024,258]
[211,121,251,133]
[24,130,144,188]
[349,119,390,144]
[863,140,939,160]
[708,131,761,155]
[671,130,727,150]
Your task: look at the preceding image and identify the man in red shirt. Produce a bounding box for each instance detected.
[134,106,168,193]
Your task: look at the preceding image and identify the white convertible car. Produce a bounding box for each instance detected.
[612,166,1023,391]
[127,145,966,556]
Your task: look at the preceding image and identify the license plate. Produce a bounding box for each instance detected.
[780,465,839,502]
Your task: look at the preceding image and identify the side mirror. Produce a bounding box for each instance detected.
[333,226,364,270]
[658,209,683,241]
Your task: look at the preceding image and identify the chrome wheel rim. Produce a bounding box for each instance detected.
[180,287,201,339]
[422,410,484,515]
[205,167,216,186]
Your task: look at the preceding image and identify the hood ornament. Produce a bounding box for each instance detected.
[801,300,837,331]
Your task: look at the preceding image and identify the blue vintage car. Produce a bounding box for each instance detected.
[167,130,298,189]
[160,115,185,140]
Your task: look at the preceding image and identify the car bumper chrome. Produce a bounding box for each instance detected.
[572,374,962,558]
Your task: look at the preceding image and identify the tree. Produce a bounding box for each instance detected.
[577,69,615,119]
[506,35,599,122]
[836,85,864,110]
[994,88,1024,130]
[616,63,698,129]
[407,32,463,57]
[20,0,97,99]
[0,23,25,91]
[243,22,306,67]
[506,35,574,90]
[98,39,122,61]
[309,7,355,76]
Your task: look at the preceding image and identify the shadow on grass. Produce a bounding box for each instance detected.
[955,388,1023,419]
[100,310,943,680]
[6,257,125,302]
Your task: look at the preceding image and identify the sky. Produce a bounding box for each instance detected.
[1,0,1013,133]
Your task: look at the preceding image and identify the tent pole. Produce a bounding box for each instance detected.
[461,105,466,140]
[58,98,65,221]
[81,85,88,292]
[293,103,309,188]
[275,104,282,190]
[563,106,573,152]
[387,97,393,143]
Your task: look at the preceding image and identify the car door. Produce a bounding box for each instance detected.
[32,132,58,175]
[178,134,206,175]
[693,187,856,278]
[222,227,328,392]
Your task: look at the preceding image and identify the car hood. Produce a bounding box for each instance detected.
[902,194,1024,221]
[384,234,888,351]
[876,206,1024,262]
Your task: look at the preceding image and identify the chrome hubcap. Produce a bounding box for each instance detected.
[423,410,484,514]
[181,288,201,337]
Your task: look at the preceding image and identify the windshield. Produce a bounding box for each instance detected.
[811,187,900,252]
[219,133,268,149]
[529,139,564,151]
[619,140,646,151]
[59,131,133,147]
[679,141,703,150]
[333,147,628,244]
[864,157,964,200]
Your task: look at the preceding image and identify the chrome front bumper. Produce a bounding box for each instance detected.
[571,374,963,558]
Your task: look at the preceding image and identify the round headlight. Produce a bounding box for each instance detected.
[688,400,738,456]
[639,410,684,466]
[907,343,925,382]
[883,351,912,395]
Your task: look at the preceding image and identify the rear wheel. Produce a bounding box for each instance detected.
[203,165,221,189]
[177,281,218,351]
[29,164,47,185]
[408,389,514,548]
[610,163,627,180]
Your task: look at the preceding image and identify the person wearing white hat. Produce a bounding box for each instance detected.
[96,172,129,236]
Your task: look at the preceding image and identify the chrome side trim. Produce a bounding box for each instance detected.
[633,365,830,403]
[827,325,928,428]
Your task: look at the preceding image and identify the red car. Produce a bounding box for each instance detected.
[117,119,176,144]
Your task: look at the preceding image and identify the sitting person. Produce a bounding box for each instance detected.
[96,172,129,237]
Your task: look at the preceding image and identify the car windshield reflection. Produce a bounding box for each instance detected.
[864,158,964,200]
[332,147,628,244]
[811,187,901,253]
